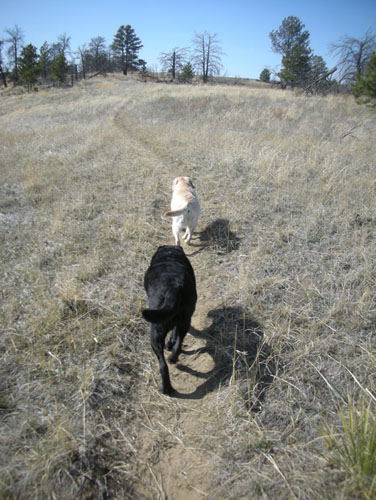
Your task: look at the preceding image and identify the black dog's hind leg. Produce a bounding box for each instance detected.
[166,327,177,351]
[150,327,174,395]
[168,319,190,364]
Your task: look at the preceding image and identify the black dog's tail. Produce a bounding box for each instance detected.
[142,288,179,324]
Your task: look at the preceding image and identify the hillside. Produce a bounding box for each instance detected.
[1,75,375,499]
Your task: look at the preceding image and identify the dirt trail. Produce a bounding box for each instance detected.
[134,270,221,500]
[115,110,224,499]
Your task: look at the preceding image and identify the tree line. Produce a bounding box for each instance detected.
[1,17,375,100]
[0,25,147,88]
[0,25,224,89]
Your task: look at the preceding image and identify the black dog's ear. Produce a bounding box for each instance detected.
[188,178,195,189]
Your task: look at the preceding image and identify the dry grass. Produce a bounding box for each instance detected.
[1,75,375,499]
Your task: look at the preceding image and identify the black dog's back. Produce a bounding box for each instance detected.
[143,245,197,395]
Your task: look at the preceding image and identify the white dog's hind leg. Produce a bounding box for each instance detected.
[172,224,181,246]
[183,227,192,244]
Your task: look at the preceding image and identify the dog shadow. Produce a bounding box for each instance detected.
[186,218,241,257]
[171,306,276,409]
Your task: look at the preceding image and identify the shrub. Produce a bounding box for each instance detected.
[259,68,271,82]
[180,62,195,83]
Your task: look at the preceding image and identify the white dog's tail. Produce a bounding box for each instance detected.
[165,208,187,217]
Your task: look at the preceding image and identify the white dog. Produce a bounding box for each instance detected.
[165,176,200,245]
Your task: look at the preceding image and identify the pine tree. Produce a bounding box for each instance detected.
[310,55,328,81]
[306,55,334,94]
[111,25,143,75]
[19,44,39,90]
[259,68,271,82]
[278,44,311,88]
[270,16,310,57]
[38,42,52,79]
[270,16,312,88]
[353,51,376,100]
[51,53,68,84]
[180,62,195,82]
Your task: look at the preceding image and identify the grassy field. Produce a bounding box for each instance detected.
[0,75,375,499]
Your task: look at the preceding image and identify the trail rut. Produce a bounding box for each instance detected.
[114,109,225,499]
[134,271,223,500]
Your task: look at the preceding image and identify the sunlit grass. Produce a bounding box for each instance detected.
[0,75,375,499]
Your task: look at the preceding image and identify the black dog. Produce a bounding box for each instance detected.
[142,245,197,395]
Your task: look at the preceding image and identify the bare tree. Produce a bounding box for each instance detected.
[56,33,71,57]
[159,47,188,79]
[89,36,107,73]
[76,44,89,79]
[330,30,376,84]
[5,25,24,83]
[192,32,224,83]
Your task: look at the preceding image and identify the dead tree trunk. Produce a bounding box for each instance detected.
[304,66,337,95]
[0,64,7,87]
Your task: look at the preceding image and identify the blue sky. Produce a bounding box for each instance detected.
[1,0,375,79]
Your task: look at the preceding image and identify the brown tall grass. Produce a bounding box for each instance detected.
[1,75,375,499]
